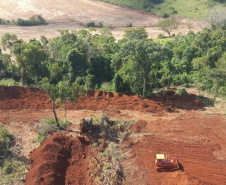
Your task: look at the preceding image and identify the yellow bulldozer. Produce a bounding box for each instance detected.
[77,118,93,141]
[155,154,179,172]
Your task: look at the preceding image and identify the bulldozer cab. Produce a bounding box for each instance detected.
[79,118,93,133]
[155,154,179,172]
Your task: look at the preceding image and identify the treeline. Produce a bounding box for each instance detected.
[0,15,47,26]
[0,26,225,98]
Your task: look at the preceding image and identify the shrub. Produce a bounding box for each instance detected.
[0,128,12,159]
[45,118,71,128]
[97,22,103,28]
[157,33,165,39]
[162,13,169,18]
[37,132,45,144]
[99,82,115,92]
[35,118,71,145]
[157,88,165,95]
[0,159,27,184]
[127,22,133,27]
[172,10,178,14]
[2,159,13,174]
[176,88,187,95]
[103,164,111,171]
[197,96,214,106]
[0,78,18,86]
[86,21,104,28]
[86,22,96,27]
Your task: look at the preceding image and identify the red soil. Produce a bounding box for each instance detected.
[122,112,226,185]
[26,133,94,185]
[0,86,203,112]
[0,86,52,110]
[2,86,224,185]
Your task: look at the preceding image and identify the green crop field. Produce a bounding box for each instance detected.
[100,0,219,18]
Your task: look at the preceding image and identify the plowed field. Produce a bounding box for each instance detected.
[0,86,226,185]
[0,0,203,41]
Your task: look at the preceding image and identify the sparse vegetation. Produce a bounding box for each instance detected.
[89,116,135,184]
[0,159,27,185]
[0,128,27,184]
[126,22,133,27]
[34,118,71,145]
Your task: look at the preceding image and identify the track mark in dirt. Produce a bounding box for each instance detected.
[123,123,226,185]
[25,133,93,185]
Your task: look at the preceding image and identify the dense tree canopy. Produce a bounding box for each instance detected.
[0,25,225,98]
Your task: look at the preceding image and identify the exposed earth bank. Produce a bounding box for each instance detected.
[25,133,93,185]
[1,86,226,185]
[0,86,203,112]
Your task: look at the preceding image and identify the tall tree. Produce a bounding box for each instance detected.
[157,19,179,36]
[41,77,60,127]
[57,77,86,121]
[112,39,171,97]
[12,42,47,84]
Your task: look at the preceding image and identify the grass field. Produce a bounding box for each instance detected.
[100,0,215,18]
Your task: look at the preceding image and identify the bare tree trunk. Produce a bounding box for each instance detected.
[213,81,219,100]
[64,106,67,122]
[143,78,146,98]
[52,99,60,127]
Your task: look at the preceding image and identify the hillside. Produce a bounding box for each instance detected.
[100,0,215,18]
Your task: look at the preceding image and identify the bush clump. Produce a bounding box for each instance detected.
[86,22,104,28]
[0,159,27,184]
[0,128,13,159]
[0,15,47,26]
[176,88,187,95]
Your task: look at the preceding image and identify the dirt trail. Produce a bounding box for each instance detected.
[26,133,94,185]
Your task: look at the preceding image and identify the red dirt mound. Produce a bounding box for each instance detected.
[0,86,52,110]
[0,86,203,112]
[69,90,203,112]
[26,133,93,185]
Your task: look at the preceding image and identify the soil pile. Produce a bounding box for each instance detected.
[0,86,203,111]
[26,133,93,185]
[69,90,203,111]
[0,86,52,110]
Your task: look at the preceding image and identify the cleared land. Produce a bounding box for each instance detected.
[0,86,226,184]
[0,0,204,41]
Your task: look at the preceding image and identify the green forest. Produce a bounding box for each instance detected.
[0,23,225,98]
